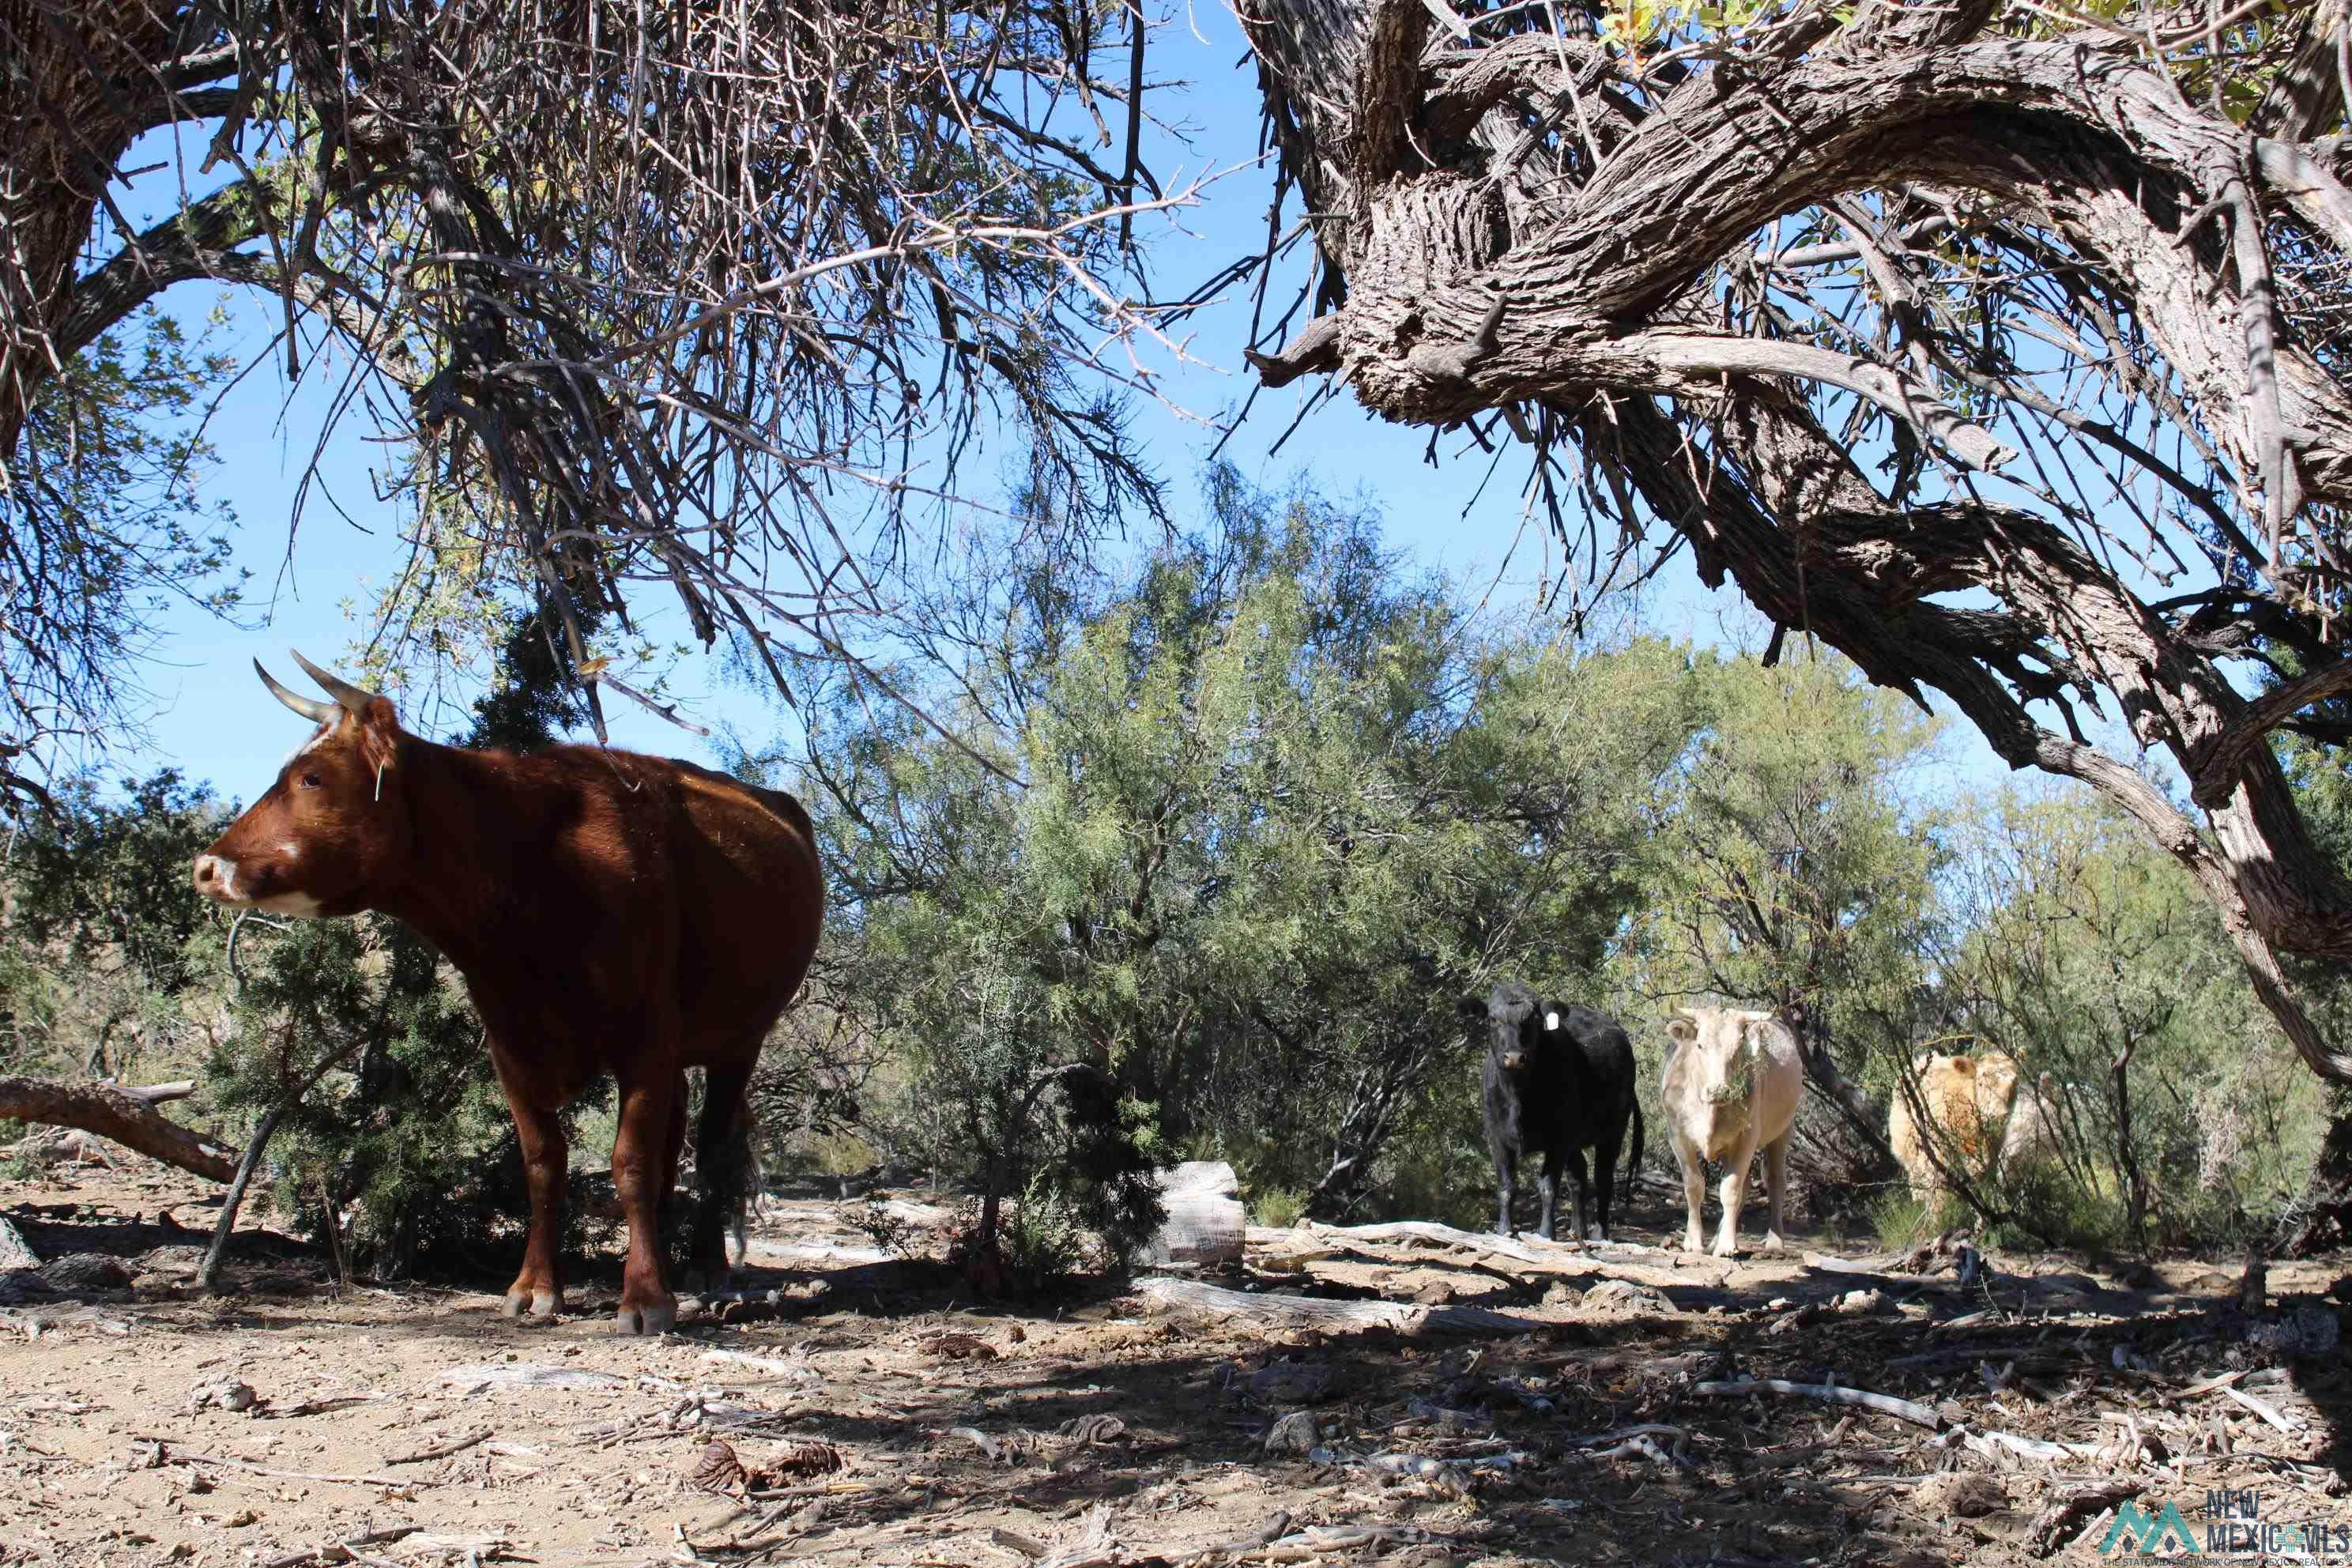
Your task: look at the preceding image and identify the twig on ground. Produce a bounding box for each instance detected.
[256,1525,420,1567]
[1691,1376,1943,1429]
[383,1427,494,1465]
[2220,1384,2301,1434]
[136,1438,435,1489]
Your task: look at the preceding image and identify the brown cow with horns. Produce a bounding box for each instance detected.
[194,652,824,1334]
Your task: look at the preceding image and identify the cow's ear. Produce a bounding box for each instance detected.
[1664,1015,1695,1045]
[355,696,405,791]
[1952,1056,1977,1076]
[1457,997,1488,1021]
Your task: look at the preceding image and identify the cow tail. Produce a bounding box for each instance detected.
[1625,1101,1646,1194]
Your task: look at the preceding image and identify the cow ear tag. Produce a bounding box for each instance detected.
[1544,1011,1559,1031]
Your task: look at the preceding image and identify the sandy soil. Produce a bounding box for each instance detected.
[0,1163,2346,1568]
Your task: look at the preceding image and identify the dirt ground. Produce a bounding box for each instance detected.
[0,1162,2346,1568]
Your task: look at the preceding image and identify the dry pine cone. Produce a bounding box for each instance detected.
[925,1331,998,1362]
[690,1438,748,1494]
[773,1440,845,1479]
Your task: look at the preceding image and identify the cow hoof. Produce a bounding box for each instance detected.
[615,1298,677,1336]
[1683,1234,1706,1253]
[1763,1232,1787,1253]
[1709,1241,1738,1259]
[502,1288,561,1318]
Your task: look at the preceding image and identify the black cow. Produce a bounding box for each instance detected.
[1460,982,1644,1241]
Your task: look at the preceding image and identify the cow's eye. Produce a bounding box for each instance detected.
[300,771,323,790]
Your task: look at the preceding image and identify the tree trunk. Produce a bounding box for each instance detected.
[196,1036,368,1290]
[0,1076,238,1182]
[2111,1037,2150,1243]
[2280,1089,2352,1257]
[1786,1007,1900,1178]
[197,1099,294,1291]
[1304,1036,1440,1221]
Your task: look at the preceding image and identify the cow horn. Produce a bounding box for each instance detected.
[254,660,338,725]
[289,650,380,716]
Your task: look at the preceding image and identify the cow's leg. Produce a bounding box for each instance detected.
[1587,1134,1615,1241]
[492,1048,566,1319]
[1536,1147,1562,1242]
[611,1060,679,1335]
[1494,1146,1517,1238]
[1561,1144,1591,1242]
[1761,1133,1791,1251]
[1668,1126,1707,1253]
[1713,1127,1763,1257]
[692,1060,756,1292]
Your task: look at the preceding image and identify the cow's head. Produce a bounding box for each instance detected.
[191,653,414,918]
[1665,1007,1763,1106]
[1459,982,1557,1074]
[1972,1051,2023,1118]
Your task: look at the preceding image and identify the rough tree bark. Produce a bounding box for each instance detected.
[1231,0,2352,1238]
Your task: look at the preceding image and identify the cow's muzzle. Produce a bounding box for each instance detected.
[1498,1052,1529,1073]
[192,854,238,903]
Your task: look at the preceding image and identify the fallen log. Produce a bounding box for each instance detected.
[1255,1219,1694,1294]
[1135,1275,1548,1338]
[1148,1161,1246,1268]
[1304,1219,1663,1263]
[0,1076,237,1182]
[114,1081,196,1105]
[0,1215,40,1269]
[1801,1252,1966,1294]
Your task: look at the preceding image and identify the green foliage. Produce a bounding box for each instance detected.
[1,770,228,1082]
[801,465,1707,1242]
[1936,785,2326,1250]
[1620,641,1947,1037]
[9,771,225,996]
[993,1173,1090,1295]
[1248,1185,1308,1230]
[2,311,245,799]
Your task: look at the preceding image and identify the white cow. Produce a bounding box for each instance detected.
[1661,1005,1805,1257]
[1888,1050,2022,1203]
[1996,1071,2064,1179]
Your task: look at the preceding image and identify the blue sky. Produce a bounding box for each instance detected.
[108,4,2122,808]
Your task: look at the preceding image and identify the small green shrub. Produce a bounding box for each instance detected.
[1980,1163,2132,1256]
[1869,1193,1931,1250]
[848,1198,916,1257]
[1250,1185,1308,1229]
[997,1173,1088,1293]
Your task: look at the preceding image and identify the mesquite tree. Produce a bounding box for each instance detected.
[0,0,1182,786]
[1229,0,2352,1097]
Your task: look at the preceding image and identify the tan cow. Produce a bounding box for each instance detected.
[1888,1050,2023,1203]
[1661,1006,1805,1257]
[1997,1072,2064,1179]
